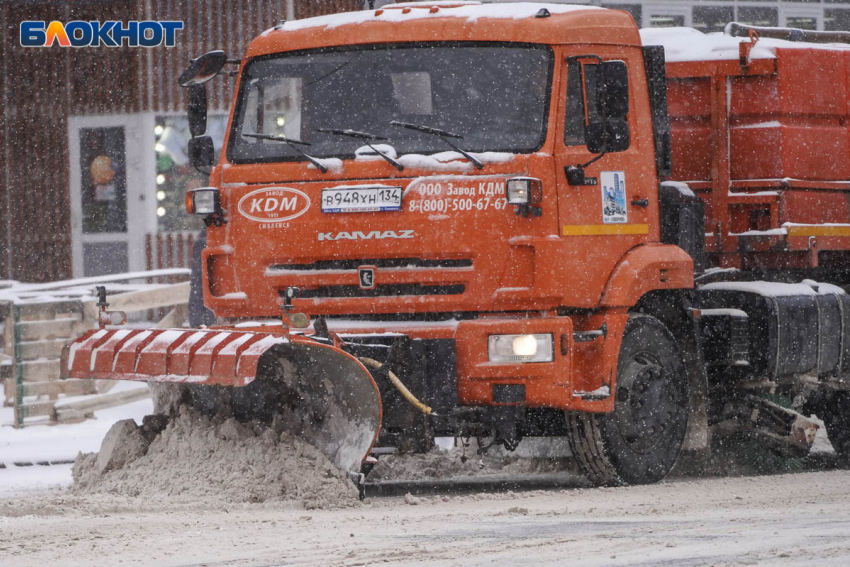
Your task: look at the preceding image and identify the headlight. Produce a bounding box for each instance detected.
[187,187,220,215]
[488,333,554,363]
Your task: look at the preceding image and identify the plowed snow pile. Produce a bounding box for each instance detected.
[71,406,358,509]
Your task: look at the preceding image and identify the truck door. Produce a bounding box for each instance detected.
[553,50,655,308]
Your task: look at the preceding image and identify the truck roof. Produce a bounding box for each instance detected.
[246,2,640,59]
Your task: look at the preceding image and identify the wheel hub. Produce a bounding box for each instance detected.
[615,353,678,453]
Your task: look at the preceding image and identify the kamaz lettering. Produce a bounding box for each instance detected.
[317,230,415,241]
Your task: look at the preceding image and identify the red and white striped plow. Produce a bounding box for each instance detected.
[61,327,382,483]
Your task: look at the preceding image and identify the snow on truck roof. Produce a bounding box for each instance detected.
[640,26,850,63]
[249,3,641,58]
[277,3,601,32]
[249,3,640,58]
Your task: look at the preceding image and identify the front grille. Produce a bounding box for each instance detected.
[270,258,472,271]
[295,284,465,299]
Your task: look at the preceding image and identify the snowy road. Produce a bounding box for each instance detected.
[2,469,850,566]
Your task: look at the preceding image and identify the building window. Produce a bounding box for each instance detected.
[602,4,642,27]
[693,6,735,34]
[825,9,850,31]
[80,127,128,235]
[650,14,685,28]
[738,7,779,28]
[785,16,818,30]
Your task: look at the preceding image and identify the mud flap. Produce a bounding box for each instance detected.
[62,328,382,482]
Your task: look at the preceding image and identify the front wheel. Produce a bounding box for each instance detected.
[567,314,690,485]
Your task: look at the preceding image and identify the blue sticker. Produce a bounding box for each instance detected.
[600,171,627,224]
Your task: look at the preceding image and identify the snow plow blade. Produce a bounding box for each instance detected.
[61,328,382,480]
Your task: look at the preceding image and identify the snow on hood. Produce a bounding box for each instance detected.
[397,151,515,172]
[277,3,601,33]
[640,27,850,63]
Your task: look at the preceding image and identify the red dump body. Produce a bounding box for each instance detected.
[664,41,850,271]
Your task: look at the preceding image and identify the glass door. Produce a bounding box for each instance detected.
[69,115,154,277]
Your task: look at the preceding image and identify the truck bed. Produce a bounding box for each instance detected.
[644,28,850,272]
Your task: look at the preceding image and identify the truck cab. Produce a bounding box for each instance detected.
[199,3,691,320]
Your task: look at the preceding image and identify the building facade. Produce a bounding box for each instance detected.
[590,1,850,32]
[0,0,361,283]
[376,0,850,31]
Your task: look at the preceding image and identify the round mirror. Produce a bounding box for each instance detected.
[178,51,228,88]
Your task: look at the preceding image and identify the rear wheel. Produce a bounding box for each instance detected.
[567,314,690,485]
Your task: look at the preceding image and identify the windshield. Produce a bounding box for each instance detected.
[227,43,553,164]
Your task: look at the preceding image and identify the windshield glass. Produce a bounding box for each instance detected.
[227,43,553,164]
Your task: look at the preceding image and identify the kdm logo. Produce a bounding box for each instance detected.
[20,21,183,47]
[237,187,311,223]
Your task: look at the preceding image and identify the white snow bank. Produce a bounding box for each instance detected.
[640,27,850,63]
[398,151,514,171]
[0,392,153,496]
[279,3,600,33]
[700,308,748,318]
[700,280,846,297]
[802,279,846,296]
[355,144,398,161]
[307,157,343,173]
[0,269,190,304]
[730,228,787,237]
[736,121,782,129]
[661,180,695,198]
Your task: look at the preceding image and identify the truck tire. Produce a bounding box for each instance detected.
[567,314,690,485]
[822,392,850,459]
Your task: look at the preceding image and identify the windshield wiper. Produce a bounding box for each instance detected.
[391,121,483,170]
[315,128,404,171]
[241,133,328,173]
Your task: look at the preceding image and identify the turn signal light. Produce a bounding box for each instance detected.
[186,187,221,215]
[506,177,542,217]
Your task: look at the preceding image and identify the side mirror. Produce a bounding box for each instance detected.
[586,119,630,154]
[598,60,629,119]
[178,50,228,87]
[188,85,208,138]
[188,136,215,169]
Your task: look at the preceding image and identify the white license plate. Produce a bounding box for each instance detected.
[321,186,403,213]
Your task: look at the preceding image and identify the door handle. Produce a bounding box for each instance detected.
[631,198,649,208]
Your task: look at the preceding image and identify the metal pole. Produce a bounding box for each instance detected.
[726,22,850,44]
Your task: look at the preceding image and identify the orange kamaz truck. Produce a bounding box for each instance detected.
[63,2,850,489]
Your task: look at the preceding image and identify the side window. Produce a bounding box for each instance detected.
[564,59,601,146]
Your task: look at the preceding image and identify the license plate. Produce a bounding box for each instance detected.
[321,186,403,213]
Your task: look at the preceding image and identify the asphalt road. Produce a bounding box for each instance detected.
[2,467,850,567]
